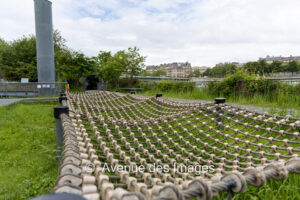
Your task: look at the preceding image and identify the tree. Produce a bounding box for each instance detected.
[0,30,71,82]
[97,50,127,85]
[0,35,37,81]
[193,69,201,77]
[286,61,299,75]
[258,59,269,75]
[56,50,96,87]
[204,63,237,78]
[95,47,146,86]
[269,61,282,73]
[124,47,146,81]
[203,68,211,77]
[152,70,166,76]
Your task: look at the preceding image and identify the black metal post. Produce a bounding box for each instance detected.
[54,106,69,164]
[215,98,225,131]
[156,94,162,111]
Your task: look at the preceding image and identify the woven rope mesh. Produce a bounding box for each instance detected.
[54,91,300,200]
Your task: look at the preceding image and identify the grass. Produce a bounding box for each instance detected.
[0,102,58,200]
[138,87,300,113]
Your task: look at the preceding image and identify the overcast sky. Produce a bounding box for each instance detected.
[1,0,300,67]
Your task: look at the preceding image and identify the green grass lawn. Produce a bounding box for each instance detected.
[0,102,58,200]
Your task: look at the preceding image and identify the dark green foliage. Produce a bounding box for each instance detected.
[206,60,300,78]
[152,70,167,76]
[203,63,237,77]
[286,61,299,73]
[243,60,300,76]
[139,69,167,76]
[269,60,283,73]
[125,47,146,80]
[0,32,145,89]
[193,69,201,77]
[94,47,145,87]
[139,80,195,92]
[207,70,300,108]
[56,50,96,87]
[118,78,141,88]
[0,35,37,81]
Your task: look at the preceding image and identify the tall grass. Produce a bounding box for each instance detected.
[138,81,300,110]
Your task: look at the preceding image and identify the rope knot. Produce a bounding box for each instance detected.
[285,158,300,174]
[121,192,145,200]
[186,178,212,200]
[264,162,288,180]
[221,172,247,193]
[156,184,184,200]
[242,168,266,187]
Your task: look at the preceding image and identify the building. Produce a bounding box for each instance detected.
[146,62,192,78]
[259,55,300,64]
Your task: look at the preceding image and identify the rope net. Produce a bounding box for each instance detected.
[53,91,300,200]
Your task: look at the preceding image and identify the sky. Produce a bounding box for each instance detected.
[1,0,300,67]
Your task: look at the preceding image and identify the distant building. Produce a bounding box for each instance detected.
[146,62,192,78]
[259,55,300,64]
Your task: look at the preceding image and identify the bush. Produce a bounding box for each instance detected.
[138,80,194,93]
[207,70,300,107]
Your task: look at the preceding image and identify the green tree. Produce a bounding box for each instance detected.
[0,30,71,82]
[95,47,146,86]
[98,50,127,85]
[193,69,201,77]
[269,61,283,73]
[56,50,96,87]
[138,69,151,76]
[0,35,37,81]
[152,70,166,76]
[124,47,146,81]
[243,61,260,75]
[258,59,269,75]
[286,61,299,74]
[203,68,211,77]
[205,63,236,78]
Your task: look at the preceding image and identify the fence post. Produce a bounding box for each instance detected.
[54,106,69,164]
[156,94,163,111]
[5,83,8,98]
[215,98,225,131]
[264,79,267,99]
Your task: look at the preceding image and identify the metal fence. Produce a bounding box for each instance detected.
[0,82,67,97]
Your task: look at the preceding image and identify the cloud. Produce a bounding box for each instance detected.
[1,0,300,66]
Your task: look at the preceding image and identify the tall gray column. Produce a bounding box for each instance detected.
[34,0,55,94]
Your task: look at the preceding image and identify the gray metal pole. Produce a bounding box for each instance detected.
[34,0,55,95]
